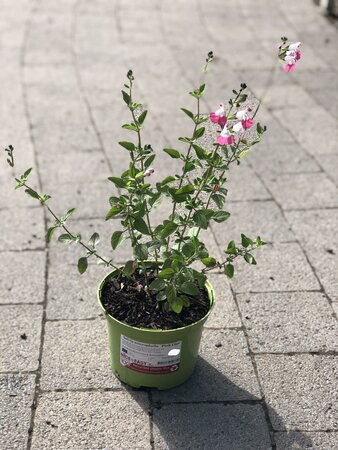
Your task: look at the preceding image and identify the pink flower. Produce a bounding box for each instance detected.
[283,63,296,73]
[217,125,235,145]
[234,108,253,130]
[241,118,253,129]
[279,40,301,73]
[144,168,154,177]
[210,104,227,125]
[236,107,252,121]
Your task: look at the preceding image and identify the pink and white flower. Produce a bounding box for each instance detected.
[210,104,227,125]
[278,40,301,73]
[217,124,235,145]
[233,108,253,131]
[144,168,154,177]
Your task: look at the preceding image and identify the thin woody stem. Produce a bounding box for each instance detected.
[128,78,159,268]
[20,181,121,271]
[166,97,200,252]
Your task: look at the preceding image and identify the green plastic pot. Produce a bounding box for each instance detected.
[98,270,215,390]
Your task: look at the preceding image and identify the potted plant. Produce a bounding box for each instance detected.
[4,47,288,390]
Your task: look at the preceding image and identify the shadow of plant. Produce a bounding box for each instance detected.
[129,356,313,449]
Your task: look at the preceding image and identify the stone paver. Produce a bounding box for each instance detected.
[249,141,320,176]
[212,200,295,246]
[230,243,320,294]
[0,374,35,450]
[205,274,241,329]
[1,0,337,448]
[47,263,109,320]
[274,431,338,449]
[225,164,271,202]
[0,251,45,304]
[153,330,261,403]
[237,292,337,353]
[256,355,338,431]
[0,208,45,251]
[266,173,338,210]
[286,209,338,297]
[47,181,116,220]
[40,319,119,390]
[31,391,151,450]
[153,403,271,450]
[0,305,43,372]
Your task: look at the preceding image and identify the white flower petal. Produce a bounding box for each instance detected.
[236,109,248,121]
[233,122,243,133]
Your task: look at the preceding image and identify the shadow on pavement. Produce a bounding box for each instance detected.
[130,357,312,449]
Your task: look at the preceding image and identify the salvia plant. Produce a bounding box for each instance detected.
[5,51,271,315]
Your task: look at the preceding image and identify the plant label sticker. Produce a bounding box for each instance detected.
[120,335,182,374]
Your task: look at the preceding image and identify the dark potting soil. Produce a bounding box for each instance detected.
[101,270,210,330]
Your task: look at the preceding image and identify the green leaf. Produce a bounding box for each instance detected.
[108,177,127,188]
[224,263,234,278]
[181,108,195,120]
[192,209,213,229]
[144,155,155,169]
[255,236,266,247]
[111,231,125,250]
[244,253,257,265]
[212,194,226,209]
[171,297,183,314]
[161,221,178,239]
[121,90,130,105]
[225,240,237,255]
[58,234,74,244]
[192,144,207,160]
[158,268,175,279]
[160,176,175,186]
[134,217,150,235]
[256,123,263,134]
[175,184,194,196]
[138,110,147,125]
[239,149,251,158]
[201,257,217,268]
[46,227,56,243]
[156,291,167,302]
[123,260,137,276]
[122,123,138,131]
[194,271,207,288]
[89,232,100,248]
[105,205,122,220]
[23,168,32,179]
[182,242,195,258]
[241,234,253,248]
[149,278,166,291]
[78,257,88,274]
[64,208,76,220]
[119,141,135,152]
[134,244,148,261]
[180,281,200,296]
[163,148,180,159]
[212,211,231,223]
[193,127,205,140]
[166,284,177,303]
[24,188,40,200]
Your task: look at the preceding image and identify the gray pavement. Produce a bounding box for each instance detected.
[0,0,337,449]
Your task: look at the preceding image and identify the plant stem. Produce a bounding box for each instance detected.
[21,182,121,271]
[128,79,159,267]
[166,97,200,252]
